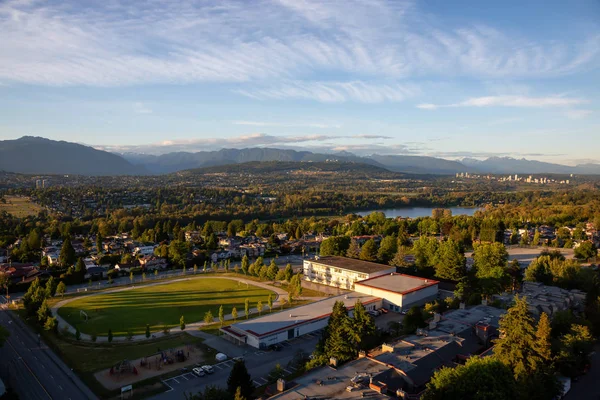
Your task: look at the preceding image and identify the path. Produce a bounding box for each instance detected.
[50,276,289,343]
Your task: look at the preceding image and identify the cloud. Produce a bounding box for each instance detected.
[0,0,597,103]
[98,132,394,154]
[564,109,593,119]
[235,81,420,103]
[418,95,587,110]
[133,102,152,114]
[232,121,341,129]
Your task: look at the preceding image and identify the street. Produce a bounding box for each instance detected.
[0,305,97,399]
[565,345,600,400]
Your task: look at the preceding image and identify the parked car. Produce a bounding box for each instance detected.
[202,365,214,374]
[215,353,228,362]
[269,344,283,352]
[192,367,205,377]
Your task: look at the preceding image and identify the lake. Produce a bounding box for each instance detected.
[356,206,480,219]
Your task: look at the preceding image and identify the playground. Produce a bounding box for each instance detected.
[57,277,275,336]
[94,342,206,390]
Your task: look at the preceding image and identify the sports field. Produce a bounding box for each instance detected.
[0,195,43,217]
[58,278,274,336]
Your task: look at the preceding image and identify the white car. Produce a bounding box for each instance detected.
[215,353,228,362]
[193,367,205,377]
[202,365,214,374]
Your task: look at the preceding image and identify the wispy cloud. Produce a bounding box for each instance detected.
[0,0,597,104]
[133,102,152,114]
[418,95,587,110]
[564,109,593,119]
[235,81,420,103]
[98,132,394,154]
[232,121,341,129]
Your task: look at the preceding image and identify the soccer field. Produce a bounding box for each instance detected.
[58,278,274,336]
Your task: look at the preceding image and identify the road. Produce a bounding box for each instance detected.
[0,305,97,400]
[565,345,600,400]
[150,335,320,400]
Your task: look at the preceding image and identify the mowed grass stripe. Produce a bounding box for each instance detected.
[58,278,274,336]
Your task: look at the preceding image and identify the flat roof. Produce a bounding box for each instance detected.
[268,358,390,400]
[225,292,380,338]
[305,256,395,274]
[436,305,505,334]
[355,273,438,295]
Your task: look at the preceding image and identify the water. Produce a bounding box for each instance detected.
[356,206,480,219]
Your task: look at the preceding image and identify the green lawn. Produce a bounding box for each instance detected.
[58,278,274,336]
[0,195,42,217]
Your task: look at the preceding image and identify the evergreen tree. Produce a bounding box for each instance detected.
[257,300,263,316]
[345,239,361,259]
[219,305,225,326]
[59,237,76,267]
[56,281,66,298]
[267,259,279,280]
[231,307,238,322]
[244,299,250,319]
[359,239,378,261]
[241,255,249,275]
[351,300,376,350]
[45,276,58,297]
[534,313,553,363]
[37,299,51,323]
[227,360,254,399]
[323,301,355,363]
[44,316,57,332]
[283,263,294,282]
[267,294,273,312]
[204,311,214,324]
[180,315,186,330]
[146,324,151,338]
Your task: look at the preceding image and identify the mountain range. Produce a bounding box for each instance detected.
[1,136,599,176]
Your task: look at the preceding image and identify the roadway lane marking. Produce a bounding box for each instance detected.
[181,375,189,381]
[284,368,292,374]
[58,385,63,391]
[5,339,52,399]
[252,380,261,386]
[172,378,179,384]
[259,377,268,384]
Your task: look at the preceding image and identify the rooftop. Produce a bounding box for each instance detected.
[268,358,390,400]
[306,256,395,274]
[225,292,379,338]
[355,273,438,295]
[435,304,505,335]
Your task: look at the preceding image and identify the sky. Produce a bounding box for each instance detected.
[0,0,599,164]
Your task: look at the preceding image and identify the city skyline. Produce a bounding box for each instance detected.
[1,0,599,164]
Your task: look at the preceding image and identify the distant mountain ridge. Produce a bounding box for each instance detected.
[0,136,147,176]
[1,136,599,176]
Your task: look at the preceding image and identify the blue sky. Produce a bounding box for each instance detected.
[0,0,599,164]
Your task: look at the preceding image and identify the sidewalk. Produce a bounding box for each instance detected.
[50,276,289,343]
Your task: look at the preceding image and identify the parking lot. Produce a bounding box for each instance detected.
[153,333,320,399]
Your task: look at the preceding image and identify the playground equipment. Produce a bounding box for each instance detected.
[110,360,138,376]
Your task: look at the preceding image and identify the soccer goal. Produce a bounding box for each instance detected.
[80,310,89,323]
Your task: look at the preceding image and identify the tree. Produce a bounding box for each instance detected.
[233,386,246,400]
[227,360,254,399]
[45,276,58,297]
[180,315,186,331]
[194,264,198,274]
[267,294,273,313]
[37,299,51,323]
[403,306,427,333]
[283,263,294,282]
[231,307,238,322]
[289,273,303,299]
[532,231,541,246]
[346,239,361,259]
[574,241,597,260]
[320,236,351,256]
[129,271,134,283]
[557,324,594,377]
[322,301,355,364]
[257,300,263,316]
[359,239,378,261]
[241,255,249,275]
[473,242,508,279]
[267,259,279,280]
[351,300,376,350]
[75,325,81,341]
[422,356,518,400]
[56,281,66,298]
[534,313,553,363]
[434,239,466,280]
[44,317,57,332]
[204,311,214,324]
[244,299,250,319]
[219,305,225,326]
[59,237,76,267]
[269,363,285,381]
[146,324,151,338]
[377,235,398,263]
